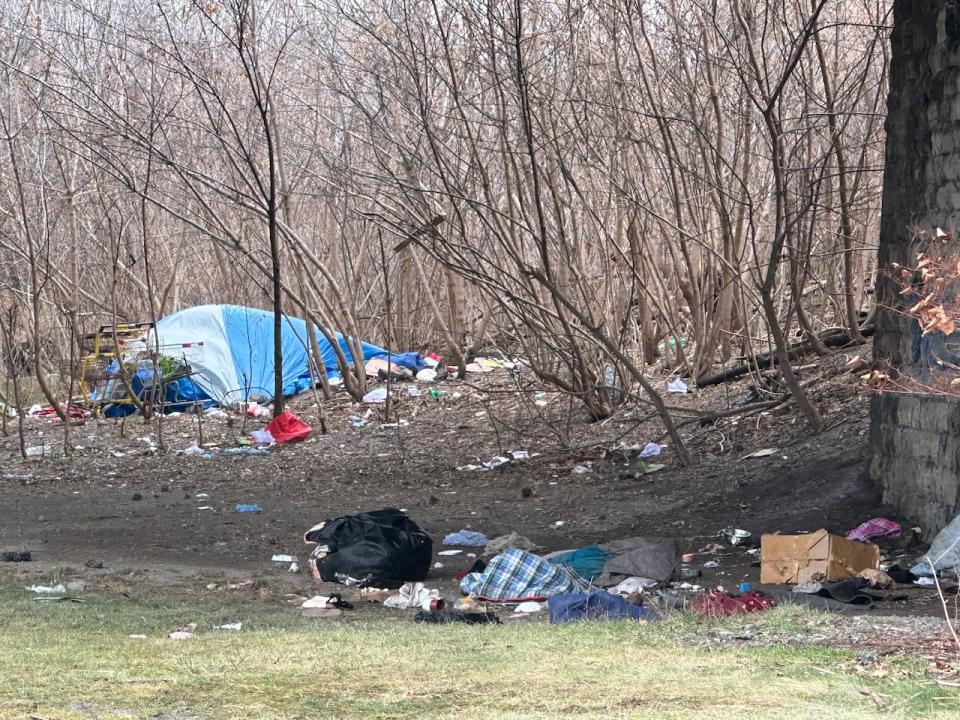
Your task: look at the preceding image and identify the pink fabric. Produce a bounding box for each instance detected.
[846,518,901,543]
[692,589,776,619]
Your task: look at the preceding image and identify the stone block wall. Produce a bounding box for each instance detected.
[870,393,960,531]
[872,1,960,533]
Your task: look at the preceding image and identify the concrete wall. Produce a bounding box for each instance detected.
[870,393,960,531]
[872,1,960,533]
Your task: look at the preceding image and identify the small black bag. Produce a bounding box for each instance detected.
[305,509,432,588]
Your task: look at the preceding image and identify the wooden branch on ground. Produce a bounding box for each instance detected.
[696,325,875,388]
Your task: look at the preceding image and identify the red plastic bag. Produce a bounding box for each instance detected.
[264,411,312,444]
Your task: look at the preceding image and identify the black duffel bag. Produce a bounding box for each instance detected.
[304,508,432,588]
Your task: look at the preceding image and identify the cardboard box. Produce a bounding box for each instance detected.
[760,529,880,584]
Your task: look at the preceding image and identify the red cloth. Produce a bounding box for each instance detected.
[692,589,776,619]
[35,404,89,420]
[847,518,901,542]
[263,411,312,443]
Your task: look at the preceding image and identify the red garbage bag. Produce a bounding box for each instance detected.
[264,411,312,444]
[692,589,776,619]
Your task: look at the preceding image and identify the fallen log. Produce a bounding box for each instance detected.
[696,325,874,388]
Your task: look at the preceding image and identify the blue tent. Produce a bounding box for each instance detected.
[148,304,392,405]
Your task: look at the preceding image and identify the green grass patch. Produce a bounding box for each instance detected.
[0,576,956,719]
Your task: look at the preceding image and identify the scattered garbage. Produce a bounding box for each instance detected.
[760,530,879,584]
[235,504,262,513]
[204,408,229,419]
[248,428,275,446]
[304,509,432,588]
[182,445,269,459]
[911,513,960,576]
[437,550,462,556]
[571,464,591,475]
[797,578,887,606]
[443,530,489,547]
[1,550,31,562]
[24,445,52,458]
[516,601,542,613]
[245,401,270,419]
[742,448,777,459]
[607,577,659,595]
[34,403,90,420]
[169,623,197,640]
[703,560,719,569]
[549,592,658,623]
[362,387,389,404]
[384,582,442,610]
[719,528,752,546]
[458,451,531,472]
[263,411,312,443]
[406,386,421,398]
[858,568,896,590]
[639,442,662,459]
[914,576,936,587]
[667,378,689,394]
[214,623,242,631]
[847,517,901,542]
[25,584,66,594]
[302,594,354,611]
[484,532,541,556]
[416,368,437,382]
[128,634,148,640]
[692,589,776,618]
[347,414,367,429]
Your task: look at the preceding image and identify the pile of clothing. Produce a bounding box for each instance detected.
[456,537,681,623]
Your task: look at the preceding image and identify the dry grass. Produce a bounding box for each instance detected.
[0,577,957,719]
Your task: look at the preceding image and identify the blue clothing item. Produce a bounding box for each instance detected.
[548,592,659,623]
[460,547,588,600]
[547,545,608,581]
[443,530,489,547]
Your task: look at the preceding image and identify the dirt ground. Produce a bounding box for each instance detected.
[1,350,956,621]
